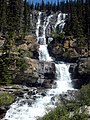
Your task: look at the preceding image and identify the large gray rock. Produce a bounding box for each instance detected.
[0,106,9,119]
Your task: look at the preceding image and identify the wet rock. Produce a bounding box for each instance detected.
[42,80,53,88]
[28,91,33,96]
[0,106,7,119]
[41,92,46,97]
[51,96,55,101]
[14,91,24,97]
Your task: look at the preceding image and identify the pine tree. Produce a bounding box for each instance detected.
[0,0,7,34]
[23,0,27,36]
[41,0,45,11]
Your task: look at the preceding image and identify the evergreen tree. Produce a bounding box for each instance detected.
[0,0,7,34]
[23,0,27,36]
[41,0,45,11]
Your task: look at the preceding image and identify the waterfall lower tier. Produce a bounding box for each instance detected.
[4,63,73,120]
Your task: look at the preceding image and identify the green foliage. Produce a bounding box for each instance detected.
[38,105,69,120]
[77,84,90,105]
[0,57,12,84]
[0,92,15,106]
[0,0,32,37]
[63,50,70,58]
[63,0,90,49]
[16,58,28,71]
[51,32,65,41]
[77,37,86,47]
[19,49,33,58]
[70,112,88,120]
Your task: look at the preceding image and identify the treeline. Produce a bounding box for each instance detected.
[0,0,31,37]
[63,0,90,55]
[0,0,90,37]
[29,0,61,12]
[63,0,90,38]
[0,0,89,38]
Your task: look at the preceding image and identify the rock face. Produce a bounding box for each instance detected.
[47,36,89,63]
[16,35,39,59]
[38,61,56,88]
[47,37,79,62]
[0,106,8,119]
[13,57,38,86]
[13,57,56,87]
[0,33,56,88]
[69,58,90,89]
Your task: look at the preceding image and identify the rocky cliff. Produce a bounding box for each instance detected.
[69,58,90,89]
[48,36,89,62]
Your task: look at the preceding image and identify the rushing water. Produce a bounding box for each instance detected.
[55,12,66,32]
[4,11,73,120]
[4,63,73,120]
[39,44,53,61]
[36,12,41,41]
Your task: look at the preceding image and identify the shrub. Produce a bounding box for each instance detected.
[77,84,90,105]
[0,92,15,106]
[16,58,28,71]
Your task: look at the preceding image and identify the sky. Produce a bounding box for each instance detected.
[29,0,61,4]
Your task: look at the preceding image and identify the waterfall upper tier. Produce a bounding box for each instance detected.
[36,11,67,62]
[36,11,67,39]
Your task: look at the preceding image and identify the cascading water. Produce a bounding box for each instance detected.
[36,12,41,42]
[39,44,53,61]
[4,63,73,120]
[3,11,73,120]
[55,12,67,32]
[38,14,53,61]
[42,15,53,44]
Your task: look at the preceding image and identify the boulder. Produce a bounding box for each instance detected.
[18,44,28,51]
[0,106,7,119]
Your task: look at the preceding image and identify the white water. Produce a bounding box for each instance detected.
[36,12,41,43]
[42,15,53,44]
[4,63,73,120]
[4,11,73,120]
[37,14,53,61]
[39,45,52,61]
[55,12,66,31]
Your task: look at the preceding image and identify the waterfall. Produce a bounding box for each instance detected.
[3,11,73,120]
[36,12,41,43]
[55,12,67,32]
[55,63,72,93]
[42,15,53,44]
[4,63,73,120]
[38,14,53,61]
[39,44,52,61]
